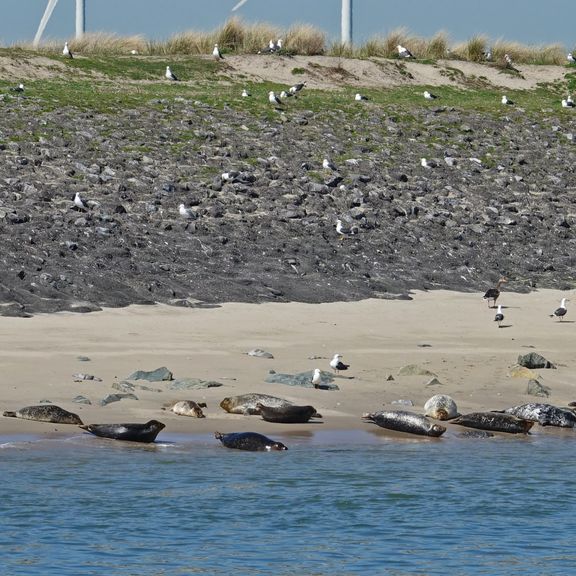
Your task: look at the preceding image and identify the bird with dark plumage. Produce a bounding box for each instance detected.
[551,298,569,321]
[494,304,504,327]
[483,277,507,308]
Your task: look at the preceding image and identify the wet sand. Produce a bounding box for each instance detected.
[1,289,574,438]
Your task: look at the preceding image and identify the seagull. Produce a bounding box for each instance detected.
[397,44,414,58]
[268,91,282,106]
[551,298,569,321]
[63,41,73,59]
[567,52,575,64]
[267,39,277,52]
[276,38,283,51]
[213,44,224,60]
[423,90,438,100]
[241,89,251,97]
[483,277,507,308]
[568,94,575,106]
[330,354,349,374]
[165,66,179,81]
[10,83,24,93]
[504,53,513,66]
[420,158,437,169]
[73,192,88,211]
[483,48,493,61]
[335,219,357,240]
[562,98,575,108]
[178,203,195,220]
[354,93,368,101]
[323,158,337,171]
[130,49,138,55]
[279,90,292,99]
[311,368,322,388]
[289,81,306,95]
[501,95,514,105]
[494,304,504,327]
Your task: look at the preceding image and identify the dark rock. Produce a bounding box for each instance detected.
[526,379,551,398]
[127,367,173,381]
[167,378,224,390]
[517,352,556,370]
[265,370,339,390]
[99,393,139,406]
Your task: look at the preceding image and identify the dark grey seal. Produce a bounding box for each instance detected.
[256,403,322,424]
[362,410,446,437]
[3,405,83,425]
[79,420,165,443]
[220,393,293,415]
[496,403,576,428]
[214,431,288,451]
[451,412,533,434]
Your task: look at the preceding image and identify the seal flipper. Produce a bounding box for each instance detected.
[3,411,16,418]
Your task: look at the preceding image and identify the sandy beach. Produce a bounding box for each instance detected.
[1,289,574,438]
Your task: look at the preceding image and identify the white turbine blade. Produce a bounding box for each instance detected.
[33,0,60,47]
[232,0,249,11]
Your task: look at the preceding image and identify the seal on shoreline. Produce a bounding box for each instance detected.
[495,403,576,428]
[163,400,206,418]
[79,420,166,443]
[220,393,293,415]
[3,405,83,425]
[256,403,322,424]
[214,431,288,451]
[362,410,446,437]
[451,412,533,434]
[424,394,459,420]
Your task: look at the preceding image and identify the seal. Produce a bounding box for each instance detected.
[214,431,288,451]
[362,410,446,437]
[162,400,206,418]
[424,394,459,420]
[495,403,576,428]
[451,412,533,434]
[3,405,83,425]
[256,403,322,424]
[79,420,165,443]
[220,393,293,415]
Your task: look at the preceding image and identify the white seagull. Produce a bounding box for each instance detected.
[494,305,504,327]
[289,81,306,95]
[178,204,195,220]
[63,41,73,59]
[562,98,575,108]
[421,158,437,169]
[213,44,224,60]
[355,93,368,101]
[501,95,514,105]
[311,368,322,388]
[241,89,251,97]
[11,83,24,93]
[336,219,356,240]
[504,53,513,66]
[483,48,493,61]
[567,52,575,64]
[423,90,438,100]
[330,354,349,373]
[74,192,88,211]
[322,158,337,171]
[397,44,414,58]
[280,90,292,99]
[165,66,179,81]
[268,91,282,106]
[551,298,569,321]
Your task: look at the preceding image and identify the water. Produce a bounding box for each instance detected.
[1,430,574,575]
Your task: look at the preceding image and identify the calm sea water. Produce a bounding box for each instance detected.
[1,429,574,576]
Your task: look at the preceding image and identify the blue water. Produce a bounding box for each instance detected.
[1,429,574,575]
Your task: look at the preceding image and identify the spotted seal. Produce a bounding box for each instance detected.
[424,394,459,421]
[214,431,288,451]
[256,403,322,424]
[362,410,446,437]
[3,405,83,425]
[495,403,576,428]
[451,412,533,434]
[79,420,165,443]
[220,393,293,415]
[163,400,206,418]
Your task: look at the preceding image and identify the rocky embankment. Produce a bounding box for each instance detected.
[0,87,575,316]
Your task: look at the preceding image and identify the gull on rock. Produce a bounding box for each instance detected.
[178,204,195,220]
[330,354,349,374]
[397,44,414,58]
[551,298,569,321]
[322,158,337,171]
[494,305,504,327]
[165,66,179,81]
[423,90,438,100]
[335,218,357,240]
[63,41,73,58]
[73,192,98,211]
[420,158,437,169]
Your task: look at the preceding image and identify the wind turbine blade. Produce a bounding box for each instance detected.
[231,0,249,11]
[33,0,60,47]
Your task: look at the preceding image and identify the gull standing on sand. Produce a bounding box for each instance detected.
[494,305,504,327]
[423,90,438,100]
[213,44,224,60]
[165,66,179,81]
[311,368,322,388]
[483,277,507,308]
[330,354,349,374]
[63,41,73,58]
[397,44,414,58]
[551,298,569,321]
[268,91,282,106]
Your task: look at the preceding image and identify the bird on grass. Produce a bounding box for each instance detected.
[501,95,514,106]
[483,277,508,308]
[551,298,569,321]
[423,90,438,100]
[268,91,282,107]
[241,88,251,97]
[494,305,504,327]
[567,52,575,64]
[289,81,306,95]
[330,354,349,374]
[354,93,369,101]
[63,41,73,59]
[165,66,179,81]
[213,44,224,60]
[10,83,24,93]
[397,44,414,58]
[562,96,575,108]
[322,158,337,171]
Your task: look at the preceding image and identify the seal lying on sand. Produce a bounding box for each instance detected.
[162,400,206,418]
[214,431,288,451]
[424,394,459,420]
[451,412,533,434]
[3,405,83,425]
[79,420,165,443]
[362,410,446,437]
[495,403,576,428]
[256,403,322,424]
[220,393,293,415]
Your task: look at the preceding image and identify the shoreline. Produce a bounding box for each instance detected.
[1,289,574,438]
